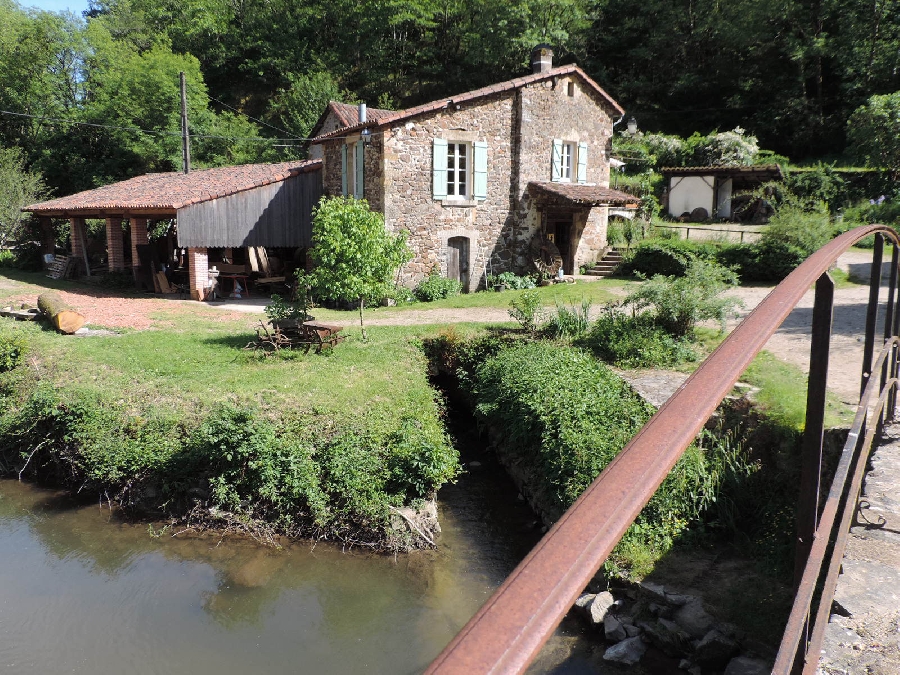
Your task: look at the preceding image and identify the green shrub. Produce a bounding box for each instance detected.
[545,299,592,338]
[467,342,722,571]
[487,271,536,290]
[508,289,543,333]
[625,258,741,337]
[579,311,697,368]
[414,272,462,301]
[0,249,15,268]
[625,239,718,277]
[0,335,27,372]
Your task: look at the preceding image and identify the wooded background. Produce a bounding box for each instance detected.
[2,0,899,199]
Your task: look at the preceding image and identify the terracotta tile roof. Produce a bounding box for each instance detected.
[660,164,783,179]
[328,101,394,127]
[310,65,624,143]
[24,160,322,215]
[527,181,639,207]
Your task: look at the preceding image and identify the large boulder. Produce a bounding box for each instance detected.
[674,598,716,639]
[694,630,741,669]
[724,656,771,675]
[602,636,647,666]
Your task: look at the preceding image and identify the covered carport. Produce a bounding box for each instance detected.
[24,160,322,300]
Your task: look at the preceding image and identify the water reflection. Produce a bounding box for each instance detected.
[0,464,545,675]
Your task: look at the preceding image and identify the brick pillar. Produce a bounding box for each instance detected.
[188,247,208,301]
[130,218,149,270]
[105,217,125,272]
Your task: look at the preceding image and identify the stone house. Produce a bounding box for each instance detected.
[309,47,636,291]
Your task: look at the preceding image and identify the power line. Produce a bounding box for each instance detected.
[0,109,304,143]
[204,91,303,140]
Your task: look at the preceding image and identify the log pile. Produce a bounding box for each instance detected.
[37,292,86,334]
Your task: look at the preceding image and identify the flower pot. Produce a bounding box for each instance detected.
[494,284,507,292]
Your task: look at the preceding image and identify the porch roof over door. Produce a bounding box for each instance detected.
[527,182,639,208]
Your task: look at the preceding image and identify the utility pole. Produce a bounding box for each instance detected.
[180,71,191,174]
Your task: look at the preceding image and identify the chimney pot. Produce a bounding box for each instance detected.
[531,45,554,74]
[358,103,367,124]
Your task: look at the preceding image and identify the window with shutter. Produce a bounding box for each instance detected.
[354,141,364,199]
[577,142,588,184]
[473,141,487,199]
[341,144,348,196]
[433,139,448,199]
[551,139,563,182]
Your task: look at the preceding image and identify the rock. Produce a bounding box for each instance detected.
[678,658,693,670]
[640,581,667,601]
[602,636,646,665]
[587,591,615,625]
[641,618,694,657]
[674,598,716,639]
[666,592,696,607]
[694,629,740,669]
[604,614,627,642]
[724,656,771,675]
[624,624,642,638]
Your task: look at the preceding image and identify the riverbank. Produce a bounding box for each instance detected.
[0,272,464,550]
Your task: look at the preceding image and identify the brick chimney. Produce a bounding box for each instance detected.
[531,44,554,74]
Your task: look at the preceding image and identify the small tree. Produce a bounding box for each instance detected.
[848,92,900,177]
[0,147,49,248]
[307,196,411,341]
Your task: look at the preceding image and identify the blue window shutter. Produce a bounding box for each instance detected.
[473,141,488,199]
[354,141,364,199]
[551,139,563,182]
[341,144,348,196]
[577,142,588,184]
[433,138,448,199]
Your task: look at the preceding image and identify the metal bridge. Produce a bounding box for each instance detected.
[426,224,900,674]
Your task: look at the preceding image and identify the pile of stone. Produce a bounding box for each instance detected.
[574,581,771,674]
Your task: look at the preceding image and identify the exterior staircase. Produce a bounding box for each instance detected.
[584,248,624,277]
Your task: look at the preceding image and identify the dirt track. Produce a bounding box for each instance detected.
[2,249,885,403]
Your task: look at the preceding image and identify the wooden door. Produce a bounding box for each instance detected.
[447,237,469,291]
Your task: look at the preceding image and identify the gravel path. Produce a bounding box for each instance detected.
[1,250,884,404]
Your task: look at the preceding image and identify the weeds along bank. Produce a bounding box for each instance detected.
[425,331,807,580]
[0,319,459,551]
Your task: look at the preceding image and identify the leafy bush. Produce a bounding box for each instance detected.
[264,293,310,324]
[508,289,543,333]
[0,335,26,372]
[625,258,740,337]
[0,249,15,268]
[467,342,722,569]
[682,127,760,166]
[0,388,459,549]
[580,310,697,368]
[12,241,42,271]
[625,239,719,277]
[545,299,592,338]
[414,272,462,301]
[784,165,849,212]
[487,271,536,290]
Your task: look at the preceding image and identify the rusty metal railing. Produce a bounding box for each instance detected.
[426,224,900,674]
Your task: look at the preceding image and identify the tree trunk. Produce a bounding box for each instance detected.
[358,295,367,342]
[37,292,85,334]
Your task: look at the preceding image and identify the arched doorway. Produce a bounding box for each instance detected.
[447,237,470,291]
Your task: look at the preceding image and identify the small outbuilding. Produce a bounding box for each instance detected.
[24,160,322,299]
[662,164,783,221]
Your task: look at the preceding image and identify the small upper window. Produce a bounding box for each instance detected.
[560,143,575,181]
[567,81,575,97]
[447,142,469,197]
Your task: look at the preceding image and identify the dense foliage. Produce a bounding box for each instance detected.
[465,341,726,572]
[413,272,462,302]
[0,373,458,548]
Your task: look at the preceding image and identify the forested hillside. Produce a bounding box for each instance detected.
[2,0,900,198]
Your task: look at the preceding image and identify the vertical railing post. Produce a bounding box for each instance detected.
[795,272,834,588]
[888,247,900,419]
[861,234,884,398]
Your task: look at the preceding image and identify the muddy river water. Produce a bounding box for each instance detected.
[0,447,599,674]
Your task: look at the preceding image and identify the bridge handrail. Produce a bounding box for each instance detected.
[426,224,900,674]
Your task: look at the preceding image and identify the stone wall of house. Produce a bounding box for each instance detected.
[381,91,517,291]
[314,73,618,290]
[512,75,619,271]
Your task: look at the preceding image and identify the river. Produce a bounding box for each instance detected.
[0,446,597,674]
